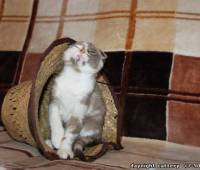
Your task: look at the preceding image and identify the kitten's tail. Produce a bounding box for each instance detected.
[73,136,97,161]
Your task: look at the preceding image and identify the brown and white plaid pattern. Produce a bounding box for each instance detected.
[1,0,200,55]
[28,0,200,56]
[0,0,33,51]
[28,0,135,52]
[133,0,200,56]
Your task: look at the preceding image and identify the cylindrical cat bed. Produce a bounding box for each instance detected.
[1,38,122,161]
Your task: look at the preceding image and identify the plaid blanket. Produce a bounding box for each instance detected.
[0,0,33,51]
[0,0,200,147]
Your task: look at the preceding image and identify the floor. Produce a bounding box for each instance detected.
[0,126,200,170]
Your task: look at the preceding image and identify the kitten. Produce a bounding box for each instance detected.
[47,42,107,159]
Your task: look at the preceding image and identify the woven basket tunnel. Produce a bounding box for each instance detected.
[1,38,121,160]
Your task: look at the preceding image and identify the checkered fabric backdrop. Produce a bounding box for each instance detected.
[0,0,200,147]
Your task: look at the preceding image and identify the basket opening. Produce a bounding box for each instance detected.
[37,73,105,161]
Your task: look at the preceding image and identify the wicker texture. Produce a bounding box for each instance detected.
[98,76,117,143]
[1,81,36,146]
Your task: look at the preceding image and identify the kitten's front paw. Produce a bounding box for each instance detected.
[57,148,74,159]
[51,130,64,149]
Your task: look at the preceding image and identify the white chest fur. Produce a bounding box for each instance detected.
[53,66,95,121]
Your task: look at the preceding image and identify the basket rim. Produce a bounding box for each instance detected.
[27,37,122,160]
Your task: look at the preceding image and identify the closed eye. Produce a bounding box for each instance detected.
[88,49,98,56]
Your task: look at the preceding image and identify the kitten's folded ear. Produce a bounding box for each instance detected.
[100,50,108,61]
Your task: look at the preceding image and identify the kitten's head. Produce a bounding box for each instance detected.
[63,41,107,74]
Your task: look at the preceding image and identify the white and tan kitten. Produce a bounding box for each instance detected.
[47,42,107,159]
